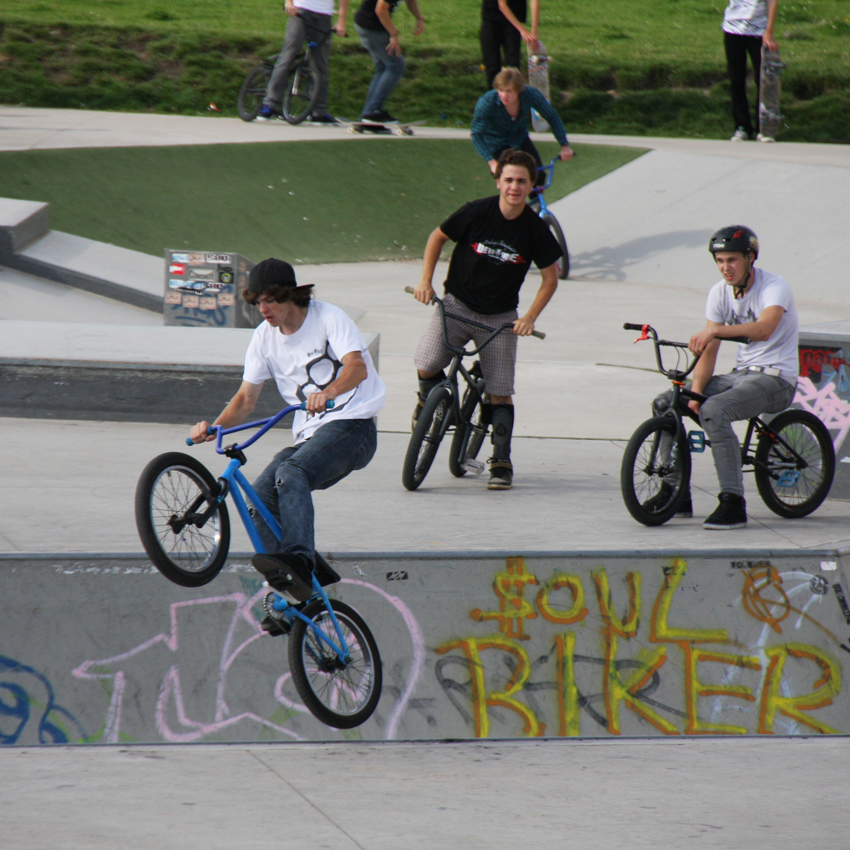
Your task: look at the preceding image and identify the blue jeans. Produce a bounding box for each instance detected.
[654,371,795,497]
[264,10,332,112]
[251,418,378,564]
[355,24,406,116]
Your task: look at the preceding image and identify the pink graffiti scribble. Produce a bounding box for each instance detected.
[794,377,850,453]
[72,580,423,743]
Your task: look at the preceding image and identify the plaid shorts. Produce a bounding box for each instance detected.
[414,293,518,397]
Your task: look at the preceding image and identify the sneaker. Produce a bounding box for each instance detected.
[251,552,314,601]
[361,109,397,124]
[411,394,425,432]
[310,111,339,124]
[255,105,278,123]
[756,132,775,143]
[703,492,747,530]
[676,494,694,518]
[730,127,749,141]
[488,460,513,490]
[642,484,691,518]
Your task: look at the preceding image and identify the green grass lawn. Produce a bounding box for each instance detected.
[0,139,644,263]
[1,0,849,141]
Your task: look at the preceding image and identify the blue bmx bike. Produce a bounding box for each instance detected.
[134,402,382,728]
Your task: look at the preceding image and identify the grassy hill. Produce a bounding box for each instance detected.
[1,0,849,142]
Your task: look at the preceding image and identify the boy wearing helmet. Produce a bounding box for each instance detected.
[190,258,385,603]
[654,226,798,528]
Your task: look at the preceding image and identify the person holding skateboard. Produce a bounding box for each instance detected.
[411,148,562,491]
[480,0,540,90]
[471,67,573,188]
[722,0,780,141]
[354,0,425,124]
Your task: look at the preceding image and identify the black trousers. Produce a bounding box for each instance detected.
[480,17,522,90]
[724,31,763,136]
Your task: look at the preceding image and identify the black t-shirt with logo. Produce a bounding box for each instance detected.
[439,195,562,315]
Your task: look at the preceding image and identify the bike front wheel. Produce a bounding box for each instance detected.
[289,599,382,729]
[282,53,320,125]
[621,417,691,526]
[542,211,569,280]
[402,385,452,491]
[754,409,835,518]
[237,62,271,121]
[448,378,489,477]
[135,452,230,586]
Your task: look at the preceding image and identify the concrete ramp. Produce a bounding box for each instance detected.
[3,551,849,745]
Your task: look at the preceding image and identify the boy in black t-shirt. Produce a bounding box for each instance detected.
[412,148,562,490]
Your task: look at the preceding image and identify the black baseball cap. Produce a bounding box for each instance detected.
[246,258,313,294]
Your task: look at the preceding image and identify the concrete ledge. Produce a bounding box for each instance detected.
[5,230,163,312]
[0,198,49,254]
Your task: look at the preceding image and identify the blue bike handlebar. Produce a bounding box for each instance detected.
[186,400,335,448]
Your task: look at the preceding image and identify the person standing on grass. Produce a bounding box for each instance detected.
[471,67,573,189]
[480,0,539,90]
[354,0,425,124]
[411,149,562,491]
[722,0,780,141]
[256,0,349,124]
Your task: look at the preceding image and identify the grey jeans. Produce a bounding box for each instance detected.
[264,10,332,112]
[653,370,796,497]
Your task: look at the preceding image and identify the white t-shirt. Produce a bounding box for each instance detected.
[295,0,335,15]
[705,268,799,378]
[722,0,769,36]
[243,300,386,443]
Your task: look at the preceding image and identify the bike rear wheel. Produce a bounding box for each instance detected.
[282,53,320,125]
[237,62,271,122]
[448,375,489,478]
[288,599,382,729]
[754,409,835,518]
[135,452,230,586]
[542,211,569,280]
[621,417,691,526]
[402,385,452,491]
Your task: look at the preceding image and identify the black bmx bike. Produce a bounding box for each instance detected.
[620,323,835,526]
[237,25,332,124]
[401,289,544,491]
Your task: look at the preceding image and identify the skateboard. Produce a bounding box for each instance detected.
[345,120,425,137]
[528,41,551,133]
[758,45,785,141]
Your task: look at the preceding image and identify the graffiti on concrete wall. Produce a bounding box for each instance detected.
[0,655,87,745]
[796,346,850,457]
[436,557,846,738]
[71,579,423,744]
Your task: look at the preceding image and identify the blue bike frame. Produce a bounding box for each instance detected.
[187,402,352,661]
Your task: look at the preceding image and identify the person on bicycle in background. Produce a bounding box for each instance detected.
[471,68,573,191]
[412,148,562,491]
[354,0,426,124]
[189,259,385,600]
[256,0,348,124]
[652,226,798,529]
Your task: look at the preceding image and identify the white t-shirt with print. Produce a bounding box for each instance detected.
[243,300,386,443]
[705,268,799,377]
[722,0,769,36]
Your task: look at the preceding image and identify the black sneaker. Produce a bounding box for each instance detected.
[310,111,339,124]
[488,460,513,490]
[703,493,747,530]
[362,109,397,124]
[676,495,693,518]
[252,552,314,601]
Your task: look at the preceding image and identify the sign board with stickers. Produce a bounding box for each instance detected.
[163,250,260,328]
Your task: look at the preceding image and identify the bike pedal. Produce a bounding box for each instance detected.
[688,430,706,453]
[776,470,801,487]
[462,459,486,474]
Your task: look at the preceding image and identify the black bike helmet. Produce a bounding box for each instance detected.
[708,226,759,259]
